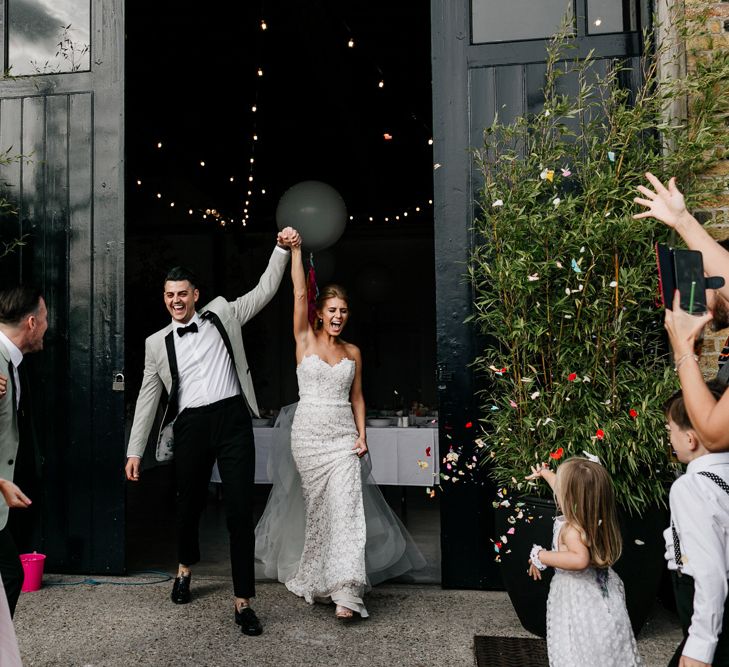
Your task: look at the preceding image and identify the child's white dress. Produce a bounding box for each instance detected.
[546,516,643,667]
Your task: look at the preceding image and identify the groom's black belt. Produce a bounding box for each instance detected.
[179,394,244,416]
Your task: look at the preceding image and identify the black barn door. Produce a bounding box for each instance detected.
[0,0,125,572]
[431,0,649,588]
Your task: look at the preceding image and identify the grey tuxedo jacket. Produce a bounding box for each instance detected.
[0,341,20,530]
[126,247,289,459]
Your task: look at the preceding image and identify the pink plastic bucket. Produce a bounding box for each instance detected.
[19,553,46,592]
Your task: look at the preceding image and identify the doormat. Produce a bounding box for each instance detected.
[473,635,548,667]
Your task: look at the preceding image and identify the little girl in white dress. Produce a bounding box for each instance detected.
[526,456,642,667]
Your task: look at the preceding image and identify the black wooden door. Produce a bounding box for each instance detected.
[430,0,649,588]
[0,0,125,572]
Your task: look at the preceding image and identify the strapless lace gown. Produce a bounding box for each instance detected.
[284,354,369,616]
[546,517,643,666]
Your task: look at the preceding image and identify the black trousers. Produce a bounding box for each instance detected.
[173,395,255,599]
[0,528,24,617]
[668,571,729,667]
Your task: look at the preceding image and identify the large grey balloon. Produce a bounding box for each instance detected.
[275,181,347,252]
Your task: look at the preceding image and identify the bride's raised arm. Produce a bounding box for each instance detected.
[292,246,310,354]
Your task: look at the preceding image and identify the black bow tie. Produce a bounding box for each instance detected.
[177,322,198,337]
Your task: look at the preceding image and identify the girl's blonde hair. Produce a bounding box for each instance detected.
[555,457,622,568]
[315,284,349,330]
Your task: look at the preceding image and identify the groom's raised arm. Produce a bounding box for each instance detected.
[229,229,300,325]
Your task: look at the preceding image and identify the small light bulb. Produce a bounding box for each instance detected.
[250,158,254,164]
[206,209,211,214]
[253,134,258,141]
[244,208,248,213]
[157,142,162,148]
[221,220,226,227]
[261,20,267,30]
[245,200,250,206]
[428,199,433,205]
[247,190,252,196]
[261,189,266,194]
[403,212,408,217]
[249,176,254,182]
[252,105,257,112]
[385,217,389,222]
[416,207,421,212]
[170,202,175,207]
[136,179,142,185]
[594,18,602,26]
[203,214,207,219]
[428,138,433,145]
[378,80,384,88]
[383,133,393,140]
[348,38,354,48]
[243,221,247,227]
[395,215,400,220]
[200,161,205,166]
[369,216,373,222]
[257,68,263,77]
[156,193,162,199]
[349,215,354,221]
[188,209,193,215]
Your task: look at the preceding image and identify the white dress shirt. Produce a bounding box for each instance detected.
[663,452,729,664]
[172,312,240,411]
[0,331,22,409]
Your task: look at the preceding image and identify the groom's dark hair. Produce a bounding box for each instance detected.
[164,266,198,289]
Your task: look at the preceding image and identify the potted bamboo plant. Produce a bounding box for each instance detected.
[469,18,729,637]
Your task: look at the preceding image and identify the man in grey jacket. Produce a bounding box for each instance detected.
[0,285,47,616]
[125,227,300,636]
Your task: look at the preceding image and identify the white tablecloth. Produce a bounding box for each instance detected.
[211,426,439,487]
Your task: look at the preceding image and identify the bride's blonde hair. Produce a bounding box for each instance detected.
[555,457,622,568]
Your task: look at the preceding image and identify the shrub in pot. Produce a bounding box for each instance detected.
[469,18,729,637]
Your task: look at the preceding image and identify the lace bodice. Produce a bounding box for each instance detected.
[296,354,355,404]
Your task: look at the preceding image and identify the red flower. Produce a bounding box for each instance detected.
[567,373,577,382]
[596,429,605,440]
[465,421,473,429]
[629,409,638,419]
[549,447,564,460]
[426,447,431,457]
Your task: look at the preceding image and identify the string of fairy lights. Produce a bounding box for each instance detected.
[134,5,434,229]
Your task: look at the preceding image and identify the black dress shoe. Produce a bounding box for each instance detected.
[235,606,263,636]
[171,574,191,604]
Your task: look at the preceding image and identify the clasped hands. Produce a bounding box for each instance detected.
[277,226,302,249]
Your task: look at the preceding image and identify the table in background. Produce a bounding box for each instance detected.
[211,426,439,486]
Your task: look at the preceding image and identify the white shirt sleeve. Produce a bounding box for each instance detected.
[670,476,729,664]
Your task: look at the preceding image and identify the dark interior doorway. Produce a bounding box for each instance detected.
[123,1,440,583]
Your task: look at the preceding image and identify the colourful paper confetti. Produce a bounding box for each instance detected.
[629,409,638,419]
[568,372,577,382]
[596,429,605,440]
[549,447,564,460]
[571,259,582,273]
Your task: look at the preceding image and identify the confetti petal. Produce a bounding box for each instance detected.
[568,372,577,382]
[553,197,561,208]
[596,429,605,440]
[549,447,564,460]
[561,167,571,177]
[629,409,638,419]
[492,199,504,207]
[607,151,616,162]
[571,259,582,273]
[509,400,517,408]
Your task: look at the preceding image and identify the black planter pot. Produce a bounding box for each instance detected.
[495,495,669,638]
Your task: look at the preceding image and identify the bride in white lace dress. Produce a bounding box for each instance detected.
[255,243,425,620]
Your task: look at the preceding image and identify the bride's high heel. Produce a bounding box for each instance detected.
[335,605,354,620]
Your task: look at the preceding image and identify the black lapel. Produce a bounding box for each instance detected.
[163,331,180,427]
[7,361,17,419]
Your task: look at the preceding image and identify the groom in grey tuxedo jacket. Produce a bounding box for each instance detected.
[125,227,300,636]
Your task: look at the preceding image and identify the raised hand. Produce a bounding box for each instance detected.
[633,172,690,229]
[277,226,302,248]
[525,463,550,480]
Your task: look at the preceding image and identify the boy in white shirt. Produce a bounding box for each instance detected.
[664,380,729,667]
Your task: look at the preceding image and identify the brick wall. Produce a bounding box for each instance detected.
[684,1,729,373]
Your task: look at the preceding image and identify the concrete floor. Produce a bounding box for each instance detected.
[12,471,678,665]
[14,577,681,666]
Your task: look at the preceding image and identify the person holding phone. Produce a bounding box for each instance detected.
[634,173,729,453]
